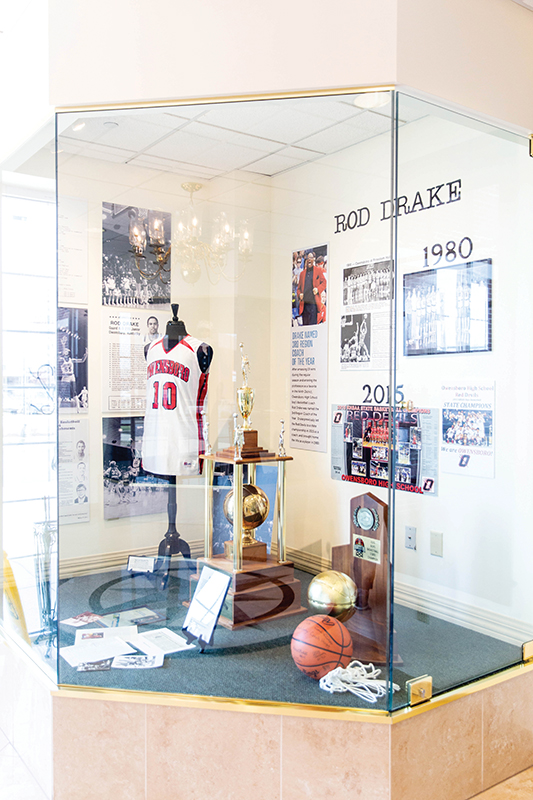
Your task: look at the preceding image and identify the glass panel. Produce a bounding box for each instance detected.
[390,92,532,710]
[56,92,395,710]
[0,186,58,678]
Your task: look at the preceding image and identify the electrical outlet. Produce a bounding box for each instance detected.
[405,525,416,550]
[430,531,443,557]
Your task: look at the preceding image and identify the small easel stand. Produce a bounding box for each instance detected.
[332,492,402,665]
[182,566,232,651]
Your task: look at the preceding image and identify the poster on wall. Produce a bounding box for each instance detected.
[340,258,392,371]
[440,383,494,478]
[404,259,492,356]
[102,416,169,520]
[331,404,439,495]
[290,244,328,452]
[59,418,90,523]
[58,307,89,413]
[58,197,88,305]
[102,308,169,412]
[102,203,171,308]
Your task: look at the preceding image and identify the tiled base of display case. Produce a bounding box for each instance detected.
[3,631,533,800]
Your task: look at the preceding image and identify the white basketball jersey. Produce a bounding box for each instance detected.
[142,335,209,476]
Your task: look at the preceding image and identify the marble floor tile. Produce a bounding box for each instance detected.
[471,765,533,799]
[482,669,533,789]
[282,715,390,800]
[53,696,145,800]
[147,705,281,800]
[391,693,483,800]
[0,744,49,800]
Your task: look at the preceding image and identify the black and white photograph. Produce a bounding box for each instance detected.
[58,307,88,411]
[403,258,492,356]
[102,203,171,308]
[143,314,162,344]
[340,313,371,365]
[103,416,169,520]
[111,654,164,669]
[342,259,392,307]
[59,417,90,524]
[77,659,113,673]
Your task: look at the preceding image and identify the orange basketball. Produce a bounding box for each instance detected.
[290,614,353,680]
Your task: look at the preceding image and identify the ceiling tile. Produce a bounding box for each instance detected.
[129,153,220,179]
[197,100,284,132]
[184,120,284,153]
[143,128,217,161]
[242,152,303,176]
[242,108,340,144]
[296,112,391,153]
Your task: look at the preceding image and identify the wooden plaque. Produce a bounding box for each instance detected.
[332,492,401,665]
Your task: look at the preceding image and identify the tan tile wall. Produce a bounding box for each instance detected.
[3,634,533,800]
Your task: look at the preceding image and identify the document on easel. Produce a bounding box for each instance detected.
[183,566,231,645]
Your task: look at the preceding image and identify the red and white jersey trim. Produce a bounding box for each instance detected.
[142,335,209,476]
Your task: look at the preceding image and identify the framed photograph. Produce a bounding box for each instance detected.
[371,445,388,461]
[127,555,156,573]
[352,439,363,459]
[396,466,412,483]
[58,307,89,411]
[102,202,171,308]
[351,460,367,477]
[343,259,393,307]
[370,460,388,480]
[340,313,371,366]
[292,244,328,327]
[397,443,411,465]
[410,427,422,449]
[403,259,492,356]
[103,416,169,520]
[442,409,492,447]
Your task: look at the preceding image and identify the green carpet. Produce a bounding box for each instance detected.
[55,563,521,712]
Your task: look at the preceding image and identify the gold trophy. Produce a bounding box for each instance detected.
[237,342,254,430]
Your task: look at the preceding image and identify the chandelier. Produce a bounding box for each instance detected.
[128,208,171,284]
[173,183,253,284]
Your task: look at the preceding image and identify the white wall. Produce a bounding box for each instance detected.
[0,0,53,165]
[397,0,533,133]
[48,0,398,108]
[48,0,533,134]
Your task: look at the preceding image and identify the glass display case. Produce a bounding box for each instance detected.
[2,89,532,714]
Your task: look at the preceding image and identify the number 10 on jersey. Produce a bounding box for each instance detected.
[152,380,177,410]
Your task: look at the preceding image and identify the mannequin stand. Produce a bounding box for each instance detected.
[155,476,193,588]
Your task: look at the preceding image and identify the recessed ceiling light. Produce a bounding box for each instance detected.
[72,121,85,132]
[353,92,390,110]
[104,121,119,128]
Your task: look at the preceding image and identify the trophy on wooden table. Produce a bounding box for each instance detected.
[188,343,305,630]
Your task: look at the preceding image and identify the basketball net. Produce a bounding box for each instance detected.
[319,660,400,704]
